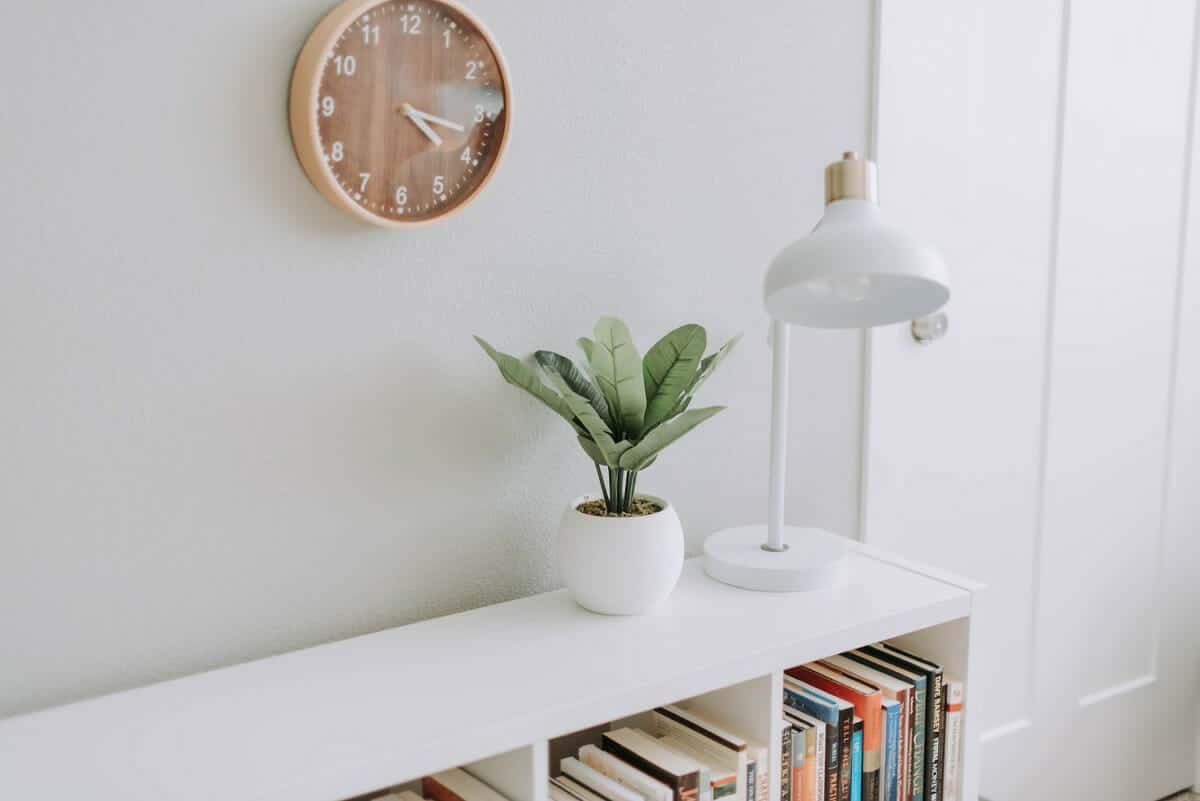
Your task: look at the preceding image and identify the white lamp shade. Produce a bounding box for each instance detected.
[763,199,950,328]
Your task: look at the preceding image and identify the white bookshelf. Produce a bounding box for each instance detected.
[0,543,982,801]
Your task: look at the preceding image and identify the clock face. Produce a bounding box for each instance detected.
[290,0,510,226]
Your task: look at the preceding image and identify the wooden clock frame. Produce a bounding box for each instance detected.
[288,0,513,228]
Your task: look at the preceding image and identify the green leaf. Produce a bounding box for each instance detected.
[671,334,741,417]
[642,324,707,432]
[577,436,605,465]
[475,337,577,430]
[617,406,725,471]
[534,350,612,428]
[589,317,647,439]
[577,337,595,362]
[561,390,631,467]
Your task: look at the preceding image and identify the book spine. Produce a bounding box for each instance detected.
[850,721,863,801]
[601,737,699,801]
[746,757,757,801]
[793,730,806,801]
[782,724,794,801]
[925,670,943,801]
[909,678,926,801]
[883,705,900,801]
[942,682,963,801]
[839,708,853,801]
[813,722,826,801]
[422,777,466,801]
[898,690,911,801]
[755,745,769,801]
[824,723,839,801]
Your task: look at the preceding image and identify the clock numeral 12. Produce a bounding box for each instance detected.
[399,14,421,34]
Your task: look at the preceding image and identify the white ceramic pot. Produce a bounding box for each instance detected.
[557,494,685,615]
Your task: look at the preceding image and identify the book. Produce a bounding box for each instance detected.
[550,782,583,801]
[850,649,925,801]
[850,718,863,801]
[788,718,809,801]
[941,681,963,801]
[561,757,646,801]
[423,769,511,801]
[790,663,883,801]
[786,709,824,801]
[651,706,750,801]
[745,740,768,801]
[580,745,672,801]
[385,792,426,801]
[555,776,613,801]
[784,677,852,801]
[602,728,704,801]
[658,735,738,801]
[781,722,793,801]
[823,653,914,801]
[876,644,944,801]
[880,699,901,801]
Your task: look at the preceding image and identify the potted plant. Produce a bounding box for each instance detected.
[476,317,738,615]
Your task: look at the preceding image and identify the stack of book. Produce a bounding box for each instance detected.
[375,768,513,801]
[781,642,965,801]
[549,706,769,801]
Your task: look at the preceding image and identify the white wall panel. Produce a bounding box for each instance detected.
[869,1,1200,799]
[868,0,1062,745]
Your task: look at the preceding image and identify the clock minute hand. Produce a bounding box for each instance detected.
[401,103,443,146]
[407,107,465,133]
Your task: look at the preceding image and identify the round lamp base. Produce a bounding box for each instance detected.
[703,525,850,592]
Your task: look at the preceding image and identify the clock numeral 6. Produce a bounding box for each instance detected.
[465,60,484,80]
[433,175,445,195]
[334,54,356,76]
[395,186,408,205]
[330,142,344,162]
[321,96,335,117]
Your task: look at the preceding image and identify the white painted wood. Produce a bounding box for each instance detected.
[868,1,1200,799]
[469,744,548,801]
[680,673,783,801]
[0,553,974,801]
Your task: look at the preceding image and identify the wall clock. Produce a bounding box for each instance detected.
[289,0,511,227]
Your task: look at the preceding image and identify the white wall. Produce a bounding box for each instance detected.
[0,0,873,717]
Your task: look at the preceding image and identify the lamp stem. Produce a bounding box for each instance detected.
[766,319,790,552]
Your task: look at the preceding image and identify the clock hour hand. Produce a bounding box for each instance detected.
[401,103,443,146]
[406,107,465,133]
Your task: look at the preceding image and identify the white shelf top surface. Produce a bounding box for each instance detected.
[0,548,972,801]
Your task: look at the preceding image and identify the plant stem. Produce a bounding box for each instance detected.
[615,469,625,514]
[595,462,610,508]
[607,467,618,514]
[626,471,638,512]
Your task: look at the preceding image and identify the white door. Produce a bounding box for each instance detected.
[864,2,1200,800]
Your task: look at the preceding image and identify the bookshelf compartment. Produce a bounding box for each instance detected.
[344,744,548,801]
[547,674,782,801]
